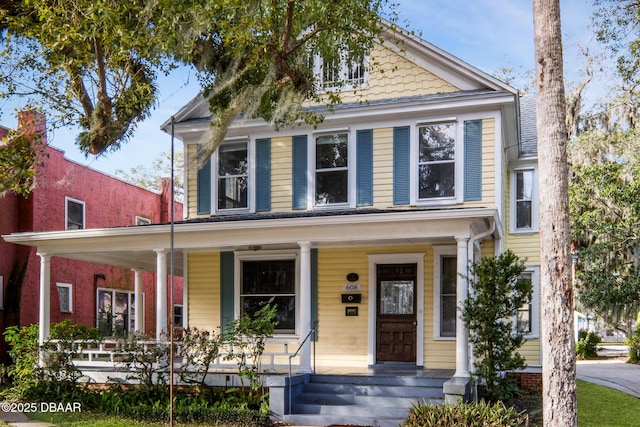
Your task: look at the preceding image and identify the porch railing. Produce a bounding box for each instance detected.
[49,336,304,372]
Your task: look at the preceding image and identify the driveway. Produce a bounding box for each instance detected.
[577,357,640,398]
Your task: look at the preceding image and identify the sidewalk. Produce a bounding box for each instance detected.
[0,408,54,427]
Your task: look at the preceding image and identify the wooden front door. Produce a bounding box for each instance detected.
[376,264,417,363]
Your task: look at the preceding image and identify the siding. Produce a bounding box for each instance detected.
[271,136,294,212]
[186,144,201,219]
[520,339,541,366]
[464,118,496,208]
[187,252,220,330]
[317,44,460,106]
[373,128,394,207]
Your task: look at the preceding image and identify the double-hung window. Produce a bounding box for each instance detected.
[315,133,349,206]
[65,197,85,230]
[240,258,296,334]
[515,268,539,338]
[434,246,457,339]
[217,142,248,210]
[512,167,538,232]
[57,283,72,313]
[418,122,456,200]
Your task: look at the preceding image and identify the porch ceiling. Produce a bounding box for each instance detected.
[2,208,500,275]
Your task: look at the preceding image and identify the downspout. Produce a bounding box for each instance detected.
[466,219,496,401]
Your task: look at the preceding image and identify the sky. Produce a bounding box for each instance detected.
[2,0,600,177]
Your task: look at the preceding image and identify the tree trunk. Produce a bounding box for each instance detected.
[533,1,577,426]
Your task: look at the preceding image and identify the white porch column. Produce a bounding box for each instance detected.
[132,268,144,333]
[298,241,312,373]
[455,237,470,378]
[155,249,168,339]
[37,252,51,347]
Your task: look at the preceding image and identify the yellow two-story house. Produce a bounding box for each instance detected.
[4,23,540,426]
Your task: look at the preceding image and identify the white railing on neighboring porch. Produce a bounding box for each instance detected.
[49,337,302,372]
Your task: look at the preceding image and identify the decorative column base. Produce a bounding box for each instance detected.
[443,377,472,404]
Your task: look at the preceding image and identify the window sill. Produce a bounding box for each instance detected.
[433,336,456,341]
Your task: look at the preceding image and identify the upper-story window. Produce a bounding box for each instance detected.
[313,53,368,91]
[418,122,456,200]
[217,142,248,210]
[65,197,85,230]
[315,133,349,206]
[511,167,538,232]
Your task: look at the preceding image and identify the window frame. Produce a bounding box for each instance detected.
[514,266,540,339]
[96,288,140,336]
[410,118,464,207]
[57,282,73,313]
[212,138,253,214]
[65,197,85,230]
[135,216,151,226]
[511,165,539,233]
[0,275,4,310]
[173,304,184,328]
[433,245,457,340]
[312,131,351,208]
[312,52,369,92]
[234,250,299,337]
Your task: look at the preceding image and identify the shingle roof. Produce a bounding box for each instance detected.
[519,94,538,156]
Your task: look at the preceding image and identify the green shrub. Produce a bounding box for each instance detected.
[576,330,601,359]
[627,328,640,364]
[403,400,528,427]
[462,250,532,401]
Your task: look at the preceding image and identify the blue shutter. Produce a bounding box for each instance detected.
[393,126,410,205]
[311,248,318,341]
[464,120,483,201]
[220,252,235,332]
[197,147,212,215]
[356,129,374,206]
[292,135,308,210]
[255,138,271,212]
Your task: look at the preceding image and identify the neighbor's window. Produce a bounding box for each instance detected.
[57,282,72,313]
[315,133,348,205]
[241,259,296,334]
[217,142,248,210]
[515,169,534,229]
[136,216,151,226]
[97,288,137,335]
[418,122,456,200]
[174,305,183,328]
[440,255,457,337]
[65,197,85,230]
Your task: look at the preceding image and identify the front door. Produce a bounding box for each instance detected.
[376,264,417,363]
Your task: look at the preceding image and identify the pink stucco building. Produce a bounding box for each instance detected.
[0,112,183,362]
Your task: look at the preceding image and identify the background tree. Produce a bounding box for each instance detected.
[569,129,640,338]
[114,151,184,202]
[462,250,532,401]
[533,0,577,426]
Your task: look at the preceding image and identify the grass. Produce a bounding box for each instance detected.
[17,380,640,427]
[577,379,640,427]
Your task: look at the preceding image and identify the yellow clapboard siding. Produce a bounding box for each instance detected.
[507,234,541,263]
[187,252,220,331]
[271,136,293,212]
[520,340,541,365]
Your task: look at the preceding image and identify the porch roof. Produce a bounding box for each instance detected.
[2,207,501,275]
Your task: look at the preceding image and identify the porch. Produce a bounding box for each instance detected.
[53,340,454,426]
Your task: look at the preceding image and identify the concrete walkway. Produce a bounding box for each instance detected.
[0,408,54,427]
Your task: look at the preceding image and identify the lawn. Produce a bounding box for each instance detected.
[20,380,640,427]
[577,379,640,427]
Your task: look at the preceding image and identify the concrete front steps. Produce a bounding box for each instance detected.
[284,374,446,427]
